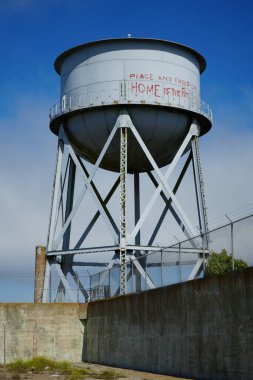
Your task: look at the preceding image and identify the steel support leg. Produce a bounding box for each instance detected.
[62,157,76,253]
[56,157,76,302]
[43,132,64,302]
[188,131,209,280]
[191,135,209,246]
[134,173,142,292]
[134,173,141,245]
[53,122,120,250]
[47,134,64,251]
[42,260,52,303]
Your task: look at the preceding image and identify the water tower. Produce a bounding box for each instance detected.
[42,38,212,302]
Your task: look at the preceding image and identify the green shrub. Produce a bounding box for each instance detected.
[205,249,248,276]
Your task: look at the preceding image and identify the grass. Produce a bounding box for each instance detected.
[7,357,125,379]
[95,369,125,379]
[67,367,125,380]
[7,356,71,374]
[67,367,91,380]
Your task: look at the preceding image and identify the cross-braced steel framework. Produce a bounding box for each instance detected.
[42,110,209,302]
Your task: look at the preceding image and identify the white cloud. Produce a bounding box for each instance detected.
[199,85,253,264]
[0,95,55,273]
[202,85,253,220]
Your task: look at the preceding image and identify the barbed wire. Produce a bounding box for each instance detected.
[157,203,253,247]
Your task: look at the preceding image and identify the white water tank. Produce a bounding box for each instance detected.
[50,38,212,173]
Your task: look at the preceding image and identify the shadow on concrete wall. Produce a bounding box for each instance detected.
[80,319,87,362]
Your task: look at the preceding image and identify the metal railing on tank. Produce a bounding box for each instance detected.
[49,84,213,123]
[200,100,212,121]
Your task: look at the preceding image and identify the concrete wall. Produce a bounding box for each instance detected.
[0,303,87,363]
[1,269,252,379]
[86,268,253,380]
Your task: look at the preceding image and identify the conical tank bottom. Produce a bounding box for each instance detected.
[58,105,209,173]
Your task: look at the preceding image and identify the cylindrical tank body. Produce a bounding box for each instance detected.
[50,38,212,173]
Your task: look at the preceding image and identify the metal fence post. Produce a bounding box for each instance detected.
[226,215,234,271]
[145,257,147,291]
[131,261,134,293]
[99,274,101,299]
[202,234,206,275]
[109,269,111,297]
[161,250,163,287]
[231,222,234,270]
[179,243,182,283]
[88,271,91,302]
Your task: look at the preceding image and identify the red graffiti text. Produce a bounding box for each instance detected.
[163,87,189,98]
[131,82,160,97]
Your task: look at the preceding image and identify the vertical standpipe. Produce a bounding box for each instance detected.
[34,246,46,303]
[120,126,128,295]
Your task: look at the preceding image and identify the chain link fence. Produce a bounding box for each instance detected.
[0,214,252,303]
[89,213,253,300]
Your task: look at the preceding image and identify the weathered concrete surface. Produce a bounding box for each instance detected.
[87,268,253,380]
[1,269,252,379]
[0,303,87,363]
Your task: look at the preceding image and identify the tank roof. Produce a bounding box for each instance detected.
[54,37,206,75]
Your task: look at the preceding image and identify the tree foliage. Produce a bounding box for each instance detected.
[205,249,248,277]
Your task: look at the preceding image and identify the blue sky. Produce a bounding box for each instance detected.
[0,0,253,300]
[0,0,252,111]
